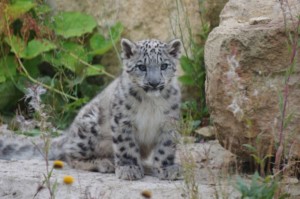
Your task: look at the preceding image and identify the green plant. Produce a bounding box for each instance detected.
[18,84,58,198]
[174,0,211,133]
[180,147,199,199]
[274,1,300,176]
[0,0,123,128]
[236,172,289,199]
[243,142,273,177]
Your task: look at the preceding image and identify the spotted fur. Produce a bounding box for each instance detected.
[0,38,182,180]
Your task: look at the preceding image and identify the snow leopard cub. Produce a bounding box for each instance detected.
[0,38,182,180]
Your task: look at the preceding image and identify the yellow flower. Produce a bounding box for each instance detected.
[63,175,75,185]
[141,190,152,198]
[53,160,64,169]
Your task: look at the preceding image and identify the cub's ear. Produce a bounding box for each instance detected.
[167,39,182,58]
[121,38,137,59]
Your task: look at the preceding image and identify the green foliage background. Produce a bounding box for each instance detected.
[0,0,123,128]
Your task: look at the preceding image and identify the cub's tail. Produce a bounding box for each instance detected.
[0,134,67,161]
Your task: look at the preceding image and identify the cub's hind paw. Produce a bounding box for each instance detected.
[153,164,182,180]
[115,165,144,180]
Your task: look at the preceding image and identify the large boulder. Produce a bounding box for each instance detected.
[205,0,300,160]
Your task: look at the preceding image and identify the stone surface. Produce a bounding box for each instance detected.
[205,0,300,159]
[204,0,229,28]
[47,0,201,47]
[1,141,299,198]
[0,141,239,199]
[195,126,216,140]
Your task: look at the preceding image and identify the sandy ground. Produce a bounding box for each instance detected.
[0,141,299,199]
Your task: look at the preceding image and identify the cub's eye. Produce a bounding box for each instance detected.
[137,64,146,71]
[161,63,168,70]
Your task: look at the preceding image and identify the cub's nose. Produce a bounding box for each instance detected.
[149,81,160,88]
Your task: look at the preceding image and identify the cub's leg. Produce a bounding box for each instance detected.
[110,117,144,180]
[62,134,115,173]
[152,130,182,180]
[61,107,115,173]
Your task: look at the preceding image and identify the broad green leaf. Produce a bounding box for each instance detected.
[0,56,18,82]
[5,36,26,56]
[59,42,88,73]
[89,22,123,55]
[0,80,23,111]
[1,0,35,32]
[178,75,194,85]
[109,22,123,44]
[5,36,56,59]
[89,34,110,55]
[23,39,56,59]
[53,12,97,38]
[180,56,194,74]
[86,64,104,76]
[0,76,5,83]
[23,56,41,78]
[34,4,51,15]
[3,0,35,22]
[42,52,62,69]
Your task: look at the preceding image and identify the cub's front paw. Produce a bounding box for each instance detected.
[97,159,115,173]
[153,164,182,180]
[115,165,144,180]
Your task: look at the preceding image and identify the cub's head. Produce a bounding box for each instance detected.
[121,38,181,94]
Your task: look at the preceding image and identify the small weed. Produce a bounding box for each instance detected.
[236,172,290,199]
[21,84,57,198]
[274,0,300,176]
[180,148,199,199]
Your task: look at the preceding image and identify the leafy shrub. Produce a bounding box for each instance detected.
[0,0,123,128]
[236,172,289,199]
[178,0,211,133]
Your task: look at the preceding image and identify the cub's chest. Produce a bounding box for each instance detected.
[131,97,168,144]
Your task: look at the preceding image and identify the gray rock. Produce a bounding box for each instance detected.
[195,126,216,140]
[205,0,300,159]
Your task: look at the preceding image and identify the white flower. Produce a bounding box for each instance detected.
[25,85,46,112]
